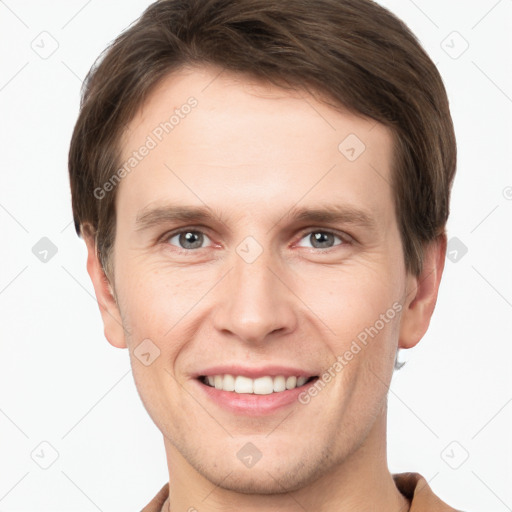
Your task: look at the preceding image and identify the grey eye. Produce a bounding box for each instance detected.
[168,230,211,250]
[297,231,343,249]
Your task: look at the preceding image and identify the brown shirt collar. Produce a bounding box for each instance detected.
[141,472,460,511]
[392,472,461,511]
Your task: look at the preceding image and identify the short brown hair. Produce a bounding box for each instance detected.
[68,0,456,279]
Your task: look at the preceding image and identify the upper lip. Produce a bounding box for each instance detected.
[193,365,318,379]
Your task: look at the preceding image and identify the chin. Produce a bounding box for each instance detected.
[193,445,336,495]
[204,467,310,495]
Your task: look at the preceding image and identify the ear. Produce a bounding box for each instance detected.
[398,234,447,349]
[83,226,127,349]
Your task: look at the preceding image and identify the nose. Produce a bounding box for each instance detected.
[212,246,298,346]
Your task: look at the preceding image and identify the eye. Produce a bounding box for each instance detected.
[296,230,347,250]
[166,229,213,250]
[162,228,349,252]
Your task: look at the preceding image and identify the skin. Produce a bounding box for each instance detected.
[84,64,446,511]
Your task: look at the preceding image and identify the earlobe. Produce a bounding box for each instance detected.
[83,227,127,349]
[398,234,447,350]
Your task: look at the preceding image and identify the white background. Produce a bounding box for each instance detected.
[0,0,511,510]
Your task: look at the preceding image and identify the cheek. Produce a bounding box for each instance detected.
[301,267,403,404]
[119,269,193,420]
[116,263,201,341]
[297,263,400,338]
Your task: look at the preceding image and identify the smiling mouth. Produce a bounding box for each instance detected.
[199,374,318,394]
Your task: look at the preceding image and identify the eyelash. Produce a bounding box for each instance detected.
[159,226,353,253]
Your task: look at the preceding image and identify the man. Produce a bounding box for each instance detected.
[68,0,460,510]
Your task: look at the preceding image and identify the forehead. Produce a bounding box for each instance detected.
[116,64,396,229]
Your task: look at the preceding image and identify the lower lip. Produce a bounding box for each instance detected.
[194,378,317,416]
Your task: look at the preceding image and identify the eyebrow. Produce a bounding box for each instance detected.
[134,203,377,233]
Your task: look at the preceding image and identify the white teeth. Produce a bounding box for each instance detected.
[273,375,286,392]
[235,375,253,393]
[202,374,313,394]
[296,376,308,387]
[285,376,297,389]
[223,374,235,392]
[253,376,274,395]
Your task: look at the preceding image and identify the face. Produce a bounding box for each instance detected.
[89,64,438,494]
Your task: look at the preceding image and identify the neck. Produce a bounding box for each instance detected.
[162,404,409,511]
